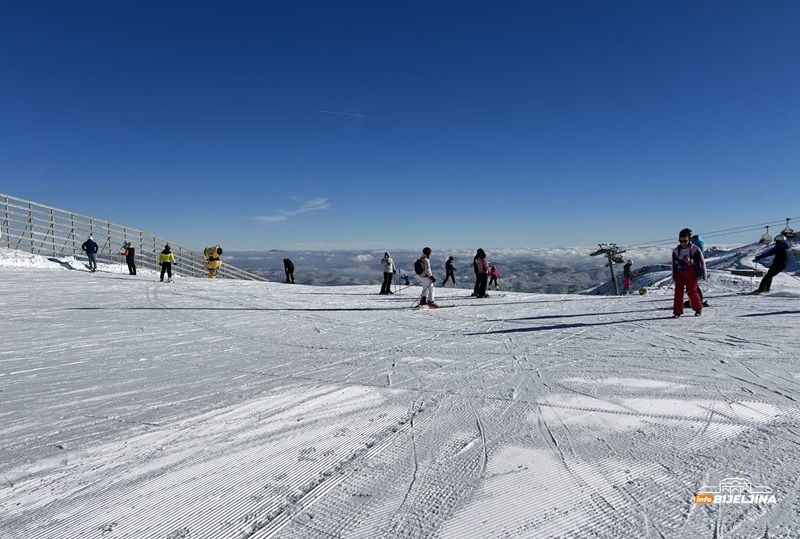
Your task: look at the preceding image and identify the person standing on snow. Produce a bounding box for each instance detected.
[379,251,396,294]
[442,256,457,287]
[158,244,176,282]
[122,241,137,275]
[472,250,482,296]
[622,260,636,295]
[283,258,295,283]
[671,228,707,318]
[418,247,438,307]
[687,231,709,306]
[473,248,490,298]
[81,235,99,272]
[488,265,501,290]
[754,235,790,293]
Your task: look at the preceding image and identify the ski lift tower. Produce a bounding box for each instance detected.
[590,243,626,295]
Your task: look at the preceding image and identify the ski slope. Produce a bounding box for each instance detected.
[1,248,799,538]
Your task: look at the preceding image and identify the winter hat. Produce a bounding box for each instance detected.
[88,235,93,240]
[775,235,786,242]
[626,260,632,265]
[384,251,390,257]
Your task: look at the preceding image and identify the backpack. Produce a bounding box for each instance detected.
[414,258,425,275]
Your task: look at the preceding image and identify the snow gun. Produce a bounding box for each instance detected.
[203,245,223,278]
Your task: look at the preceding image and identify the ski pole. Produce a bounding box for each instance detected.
[753,258,758,286]
[411,281,433,308]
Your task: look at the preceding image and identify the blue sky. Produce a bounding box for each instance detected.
[1,1,799,250]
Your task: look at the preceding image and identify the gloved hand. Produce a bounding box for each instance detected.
[430,276,436,283]
[753,257,759,262]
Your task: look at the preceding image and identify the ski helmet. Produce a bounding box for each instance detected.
[775,235,786,242]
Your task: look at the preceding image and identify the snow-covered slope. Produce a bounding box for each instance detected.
[589,242,800,297]
[2,248,800,538]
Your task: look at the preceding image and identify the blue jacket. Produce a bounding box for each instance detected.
[81,239,98,254]
[691,236,706,253]
[672,243,707,280]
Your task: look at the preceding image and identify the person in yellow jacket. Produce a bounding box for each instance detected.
[158,244,176,282]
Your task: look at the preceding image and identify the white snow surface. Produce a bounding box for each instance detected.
[2,247,800,538]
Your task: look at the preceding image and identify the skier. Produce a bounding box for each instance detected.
[158,244,176,282]
[473,248,490,298]
[283,258,295,283]
[417,247,438,307]
[442,256,457,287]
[753,235,790,293]
[488,265,500,290]
[123,241,137,275]
[81,235,99,272]
[671,228,707,318]
[685,229,708,306]
[402,274,411,286]
[379,252,396,294]
[622,260,635,295]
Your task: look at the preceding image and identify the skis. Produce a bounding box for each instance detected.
[413,304,456,309]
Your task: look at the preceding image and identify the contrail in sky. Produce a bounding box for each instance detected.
[316,110,371,118]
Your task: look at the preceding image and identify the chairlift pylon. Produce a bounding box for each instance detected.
[759,225,772,244]
[781,218,796,239]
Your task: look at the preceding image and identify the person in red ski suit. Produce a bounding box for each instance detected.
[671,228,707,317]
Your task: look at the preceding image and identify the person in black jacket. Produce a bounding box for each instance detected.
[283,258,295,283]
[442,256,457,287]
[81,235,99,272]
[622,260,635,295]
[472,249,485,296]
[754,235,790,293]
[122,242,137,275]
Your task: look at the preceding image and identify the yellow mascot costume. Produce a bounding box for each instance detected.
[203,245,223,278]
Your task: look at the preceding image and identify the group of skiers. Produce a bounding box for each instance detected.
[380,248,502,307]
[79,230,791,306]
[668,227,791,319]
[80,236,175,281]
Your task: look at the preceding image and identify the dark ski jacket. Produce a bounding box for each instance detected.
[755,241,790,272]
[672,243,707,281]
[445,259,456,273]
[283,259,294,271]
[81,239,98,254]
[623,263,633,279]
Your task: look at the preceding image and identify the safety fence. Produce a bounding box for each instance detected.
[0,192,267,281]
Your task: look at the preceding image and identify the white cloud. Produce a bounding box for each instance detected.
[255,198,330,223]
[353,254,373,263]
